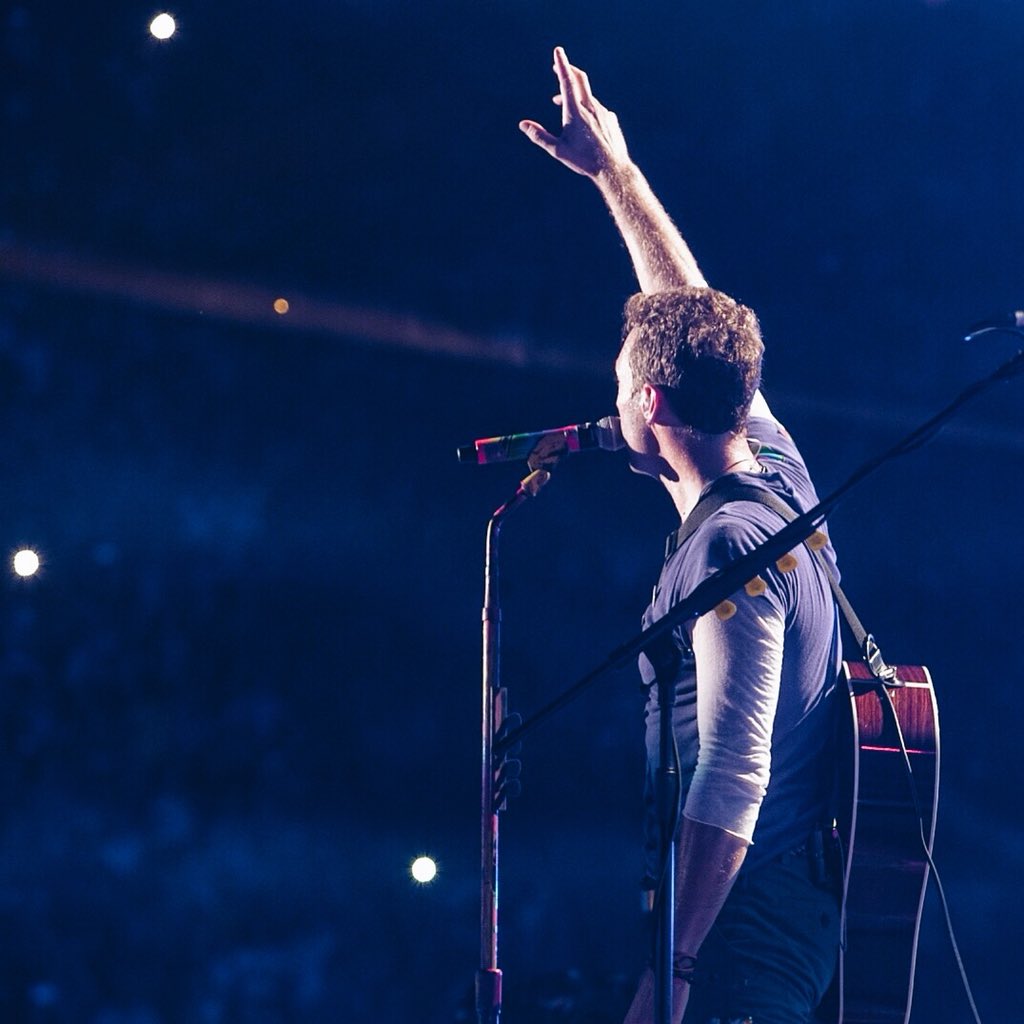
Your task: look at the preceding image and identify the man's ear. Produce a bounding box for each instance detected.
[641,383,676,426]
[638,382,658,424]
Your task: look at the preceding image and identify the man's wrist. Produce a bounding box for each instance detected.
[593,157,640,194]
[672,953,698,984]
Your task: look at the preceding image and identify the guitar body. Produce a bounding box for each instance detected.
[827,663,940,1024]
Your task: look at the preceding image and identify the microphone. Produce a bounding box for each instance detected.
[965,311,1024,340]
[457,416,624,465]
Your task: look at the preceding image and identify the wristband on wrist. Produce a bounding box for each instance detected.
[671,954,698,983]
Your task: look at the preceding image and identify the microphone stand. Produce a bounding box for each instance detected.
[484,343,1024,1024]
[476,431,570,1024]
[645,631,684,1024]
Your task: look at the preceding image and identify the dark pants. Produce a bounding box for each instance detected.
[681,837,842,1024]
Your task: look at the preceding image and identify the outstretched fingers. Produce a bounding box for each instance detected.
[569,62,595,106]
[519,46,616,177]
[554,47,599,111]
[552,46,587,124]
[518,119,559,157]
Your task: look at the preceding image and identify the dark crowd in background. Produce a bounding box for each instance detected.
[1,1,1022,1021]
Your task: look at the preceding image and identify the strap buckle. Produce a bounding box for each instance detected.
[863,633,900,686]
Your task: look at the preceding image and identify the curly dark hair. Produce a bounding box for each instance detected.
[622,287,763,434]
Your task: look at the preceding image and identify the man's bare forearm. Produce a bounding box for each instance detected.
[623,816,748,1024]
[594,161,708,294]
[673,814,748,956]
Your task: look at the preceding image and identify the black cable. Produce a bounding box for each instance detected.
[650,720,684,967]
[880,684,984,1024]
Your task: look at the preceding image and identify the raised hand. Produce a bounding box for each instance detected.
[520,46,708,292]
[519,46,630,178]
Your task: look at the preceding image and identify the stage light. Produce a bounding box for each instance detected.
[410,856,437,884]
[149,13,176,40]
[13,549,40,577]
[273,298,290,315]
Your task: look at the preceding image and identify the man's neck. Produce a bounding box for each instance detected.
[658,430,757,522]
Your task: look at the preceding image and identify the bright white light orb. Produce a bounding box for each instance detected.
[410,856,437,884]
[149,13,177,40]
[13,549,40,577]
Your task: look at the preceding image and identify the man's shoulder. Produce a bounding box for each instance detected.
[746,415,805,470]
[746,415,821,510]
[667,500,779,586]
[696,499,782,562]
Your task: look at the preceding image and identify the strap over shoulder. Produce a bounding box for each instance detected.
[669,477,893,682]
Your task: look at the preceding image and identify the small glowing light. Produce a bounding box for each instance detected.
[273,298,290,315]
[13,549,40,577]
[149,13,176,40]
[410,856,437,884]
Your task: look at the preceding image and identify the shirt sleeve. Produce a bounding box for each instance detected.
[681,526,787,843]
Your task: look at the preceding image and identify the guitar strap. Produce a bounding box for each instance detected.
[673,476,893,681]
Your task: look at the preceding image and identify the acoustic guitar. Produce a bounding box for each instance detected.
[825,662,940,1024]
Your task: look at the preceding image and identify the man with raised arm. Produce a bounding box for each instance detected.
[520,48,843,1024]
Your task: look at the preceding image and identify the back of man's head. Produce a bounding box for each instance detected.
[622,287,764,434]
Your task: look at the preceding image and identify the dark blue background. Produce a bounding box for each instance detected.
[1,1,1020,1021]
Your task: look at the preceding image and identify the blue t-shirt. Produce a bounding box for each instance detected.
[640,415,841,869]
